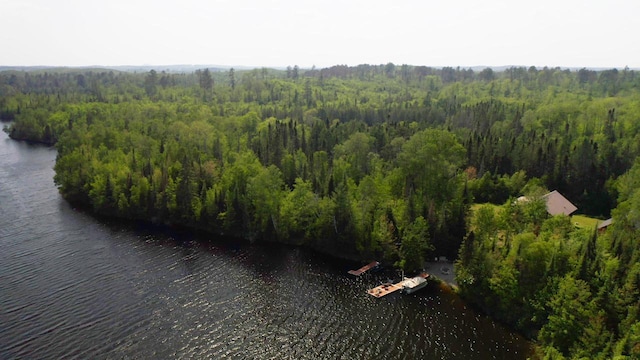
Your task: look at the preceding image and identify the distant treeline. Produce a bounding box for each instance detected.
[2,63,639,358]
[2,65,638,216]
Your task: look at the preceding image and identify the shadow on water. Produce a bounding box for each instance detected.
[77,209,535,358]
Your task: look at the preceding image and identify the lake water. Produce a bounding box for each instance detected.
[0,128,533,359]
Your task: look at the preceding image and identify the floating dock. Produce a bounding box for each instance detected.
[348,261,380,276]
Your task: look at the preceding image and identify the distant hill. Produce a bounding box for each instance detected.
[0,64,635,74]
[0,64,278,73]
[0,66,123,74]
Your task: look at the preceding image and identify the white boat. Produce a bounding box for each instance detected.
[401,274,429,294]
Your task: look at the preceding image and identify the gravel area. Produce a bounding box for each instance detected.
[424,261,457,286]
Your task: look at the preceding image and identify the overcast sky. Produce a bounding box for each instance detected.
[1,0,638,69]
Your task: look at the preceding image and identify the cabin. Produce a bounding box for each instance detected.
[597,218,613,233]
[517,190,578,216]
[542,190,577,216]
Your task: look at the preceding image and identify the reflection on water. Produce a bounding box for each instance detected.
[0,131,533,359]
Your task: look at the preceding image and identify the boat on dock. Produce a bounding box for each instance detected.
[401,273,430,294]
[348,261,380,276]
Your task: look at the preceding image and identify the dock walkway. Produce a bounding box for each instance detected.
[348,261,380,276]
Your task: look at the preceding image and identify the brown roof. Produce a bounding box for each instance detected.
[597,218,613,230]
[542,190,577,216]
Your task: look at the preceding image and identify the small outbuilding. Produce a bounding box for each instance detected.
[597,218,613,233]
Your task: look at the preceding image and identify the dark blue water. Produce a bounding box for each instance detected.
[0,128,533,359]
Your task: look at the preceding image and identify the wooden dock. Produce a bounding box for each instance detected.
[348,261,380,276]
[367,281,404,298]
[367,273,430,298]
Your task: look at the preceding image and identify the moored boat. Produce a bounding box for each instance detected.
[401,273,430,294]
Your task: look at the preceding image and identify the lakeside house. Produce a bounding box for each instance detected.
[542,190,578,216]
[518,190,577,216]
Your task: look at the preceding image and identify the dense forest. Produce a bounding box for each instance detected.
[1,64,639,358]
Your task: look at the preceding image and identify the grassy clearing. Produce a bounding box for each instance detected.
[470,203,500,214]
[471,203,603,230]
[571,214,601,229]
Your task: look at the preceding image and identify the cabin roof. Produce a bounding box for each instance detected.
[542,190,578,216]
